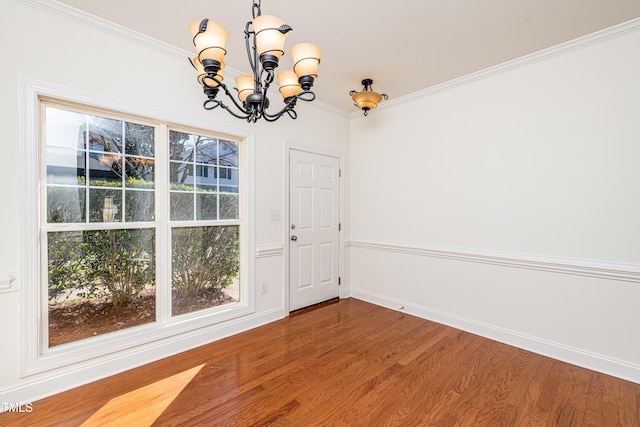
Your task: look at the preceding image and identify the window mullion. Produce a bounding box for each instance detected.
[155,124,170,323]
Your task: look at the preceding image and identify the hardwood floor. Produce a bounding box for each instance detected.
[2,298,639,426]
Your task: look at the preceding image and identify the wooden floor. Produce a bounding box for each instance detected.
[2,298,639,426]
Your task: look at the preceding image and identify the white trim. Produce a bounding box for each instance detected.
[19,76,41,377]
[0,307,285,405]
[18,77,257,379]
[0,274,18,293]
[255,244,284,259]
[347,289,640,384]
[348,238,640,283]
[22,78,252,140]
[359,17,640,117]
[19,0,189,59]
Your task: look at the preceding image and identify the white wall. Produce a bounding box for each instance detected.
[348,24,640,382]
[2,0,638,406]
[0,0,349,402]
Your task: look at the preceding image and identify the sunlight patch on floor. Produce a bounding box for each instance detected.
[80,364,205,426]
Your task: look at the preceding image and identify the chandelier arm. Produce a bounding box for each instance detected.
[203,96,252,121]
[252,1,261,19]
[203,99,221,110]
[259,68,275,114]
[244,21,257,78]
[296,90,316,102]
[211,80,253,118]
[261,112,285,122]
[262,96,297,120]
[218,101,253,120]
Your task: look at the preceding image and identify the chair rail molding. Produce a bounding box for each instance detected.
[347,238,640,283]
[255,244,284,259]
[0,273,18,293]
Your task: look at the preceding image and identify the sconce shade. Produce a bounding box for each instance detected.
[235,74,255,102]
[349,79,388,115]
[252,15,289,59]
[291,43,322,78]
[277,70,301,99]
[191,19,229,64]
[352,91,383,111]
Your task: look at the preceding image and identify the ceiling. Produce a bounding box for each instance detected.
[56,0,640,113]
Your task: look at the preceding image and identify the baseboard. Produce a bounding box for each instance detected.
[347,288,640,384]
[0,307,285,406]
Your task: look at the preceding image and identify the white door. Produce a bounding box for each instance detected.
[289,149,340,311]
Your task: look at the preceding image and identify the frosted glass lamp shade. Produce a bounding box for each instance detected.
[277,70,301,99]
[235,75,255,102]
[252,15,289,59]
[191,19,229,64]
[291,43,321,78]
[352,91,383,111]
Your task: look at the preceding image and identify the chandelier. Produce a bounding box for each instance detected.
[189,1,322,123]
[350,79,388,116]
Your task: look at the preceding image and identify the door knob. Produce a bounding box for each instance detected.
[291,235,298,241]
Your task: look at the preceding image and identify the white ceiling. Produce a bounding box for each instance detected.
[56,0,640,113]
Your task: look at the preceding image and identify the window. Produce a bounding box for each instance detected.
[168,130,240,315]
[41,101,242,349]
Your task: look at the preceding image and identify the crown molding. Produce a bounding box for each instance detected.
[376,17,640,113]
[18,0,188,58]
[19,1,640,119]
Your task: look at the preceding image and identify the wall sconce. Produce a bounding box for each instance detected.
[349,79,388,116]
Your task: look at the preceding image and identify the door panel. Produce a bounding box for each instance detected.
[289,149,340,311]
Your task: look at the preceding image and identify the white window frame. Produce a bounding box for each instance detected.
[20,79,255,377]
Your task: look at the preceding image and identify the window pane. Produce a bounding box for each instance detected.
[45,107,86,149]
[47,186,86,223]
[195,166,217,191]
[219,194,239,220]
[88,115,122,154]
[170,192,194,221]
[170,162,193,190]
[196,138,217,164]
[169,131,194,161]
[46,147,85,185]
[88,152,122,187]
[125,156,155,188]
[48,229,156,347]
[126,190,154,222]
[196,193,218,220]
[171,225,239,316]
[219,140,239,167]
[218,167,238,193]
[125,122,154,157]
[89,188,122,222]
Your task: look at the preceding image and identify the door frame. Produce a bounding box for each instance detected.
[284,142,345,314]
